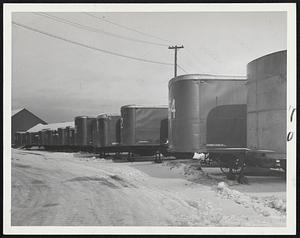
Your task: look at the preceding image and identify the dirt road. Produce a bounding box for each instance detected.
[11,149,286,226]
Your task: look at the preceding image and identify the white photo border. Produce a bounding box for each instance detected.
[3,3,297,235]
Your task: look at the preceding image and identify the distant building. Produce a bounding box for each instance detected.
[11,108,47,144]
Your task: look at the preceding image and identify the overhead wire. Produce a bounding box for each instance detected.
[12,21,174,66]
[185,48,202,63]
[187,46,221,64]
[179,49,203,73]
[35,13,196,74]
[180,45,221,74]
[34,12,168,47]
[83,13,192,74]
[37,12,221,75]
[177,64,188,74]
[16,13,195,75]
[84,12,173,45]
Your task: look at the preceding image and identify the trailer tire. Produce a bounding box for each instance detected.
[219,154,244,176]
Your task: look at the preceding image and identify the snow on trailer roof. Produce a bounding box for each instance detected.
[74,116,96,119]
[15,131,27,134]
[121,104,168,109]
[27,121,74,133]
[96,113,120,118]
[169,74,247,86]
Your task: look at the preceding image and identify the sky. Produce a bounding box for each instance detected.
[12,11,287,123]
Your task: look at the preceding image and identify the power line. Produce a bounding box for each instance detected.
[50,12,198,73]
[83,12,222,74]
[35,12,167,47]
[187,46,221,64]
[12,21,174,66]
[185,47,202,63]
[34,12,168,47]
[177,64,188,74]
[180,49,203,73]
[84,13,172,45]
[84,13,189,74]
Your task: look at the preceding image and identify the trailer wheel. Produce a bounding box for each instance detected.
[127,152,134,162]
[219,155,244,176]
[160,148,170,157]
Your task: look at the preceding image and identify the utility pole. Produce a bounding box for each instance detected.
[168,45,184,77]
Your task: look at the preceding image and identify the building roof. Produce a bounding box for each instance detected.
[12,108,25,116]
[27,121,74,133]
[12,108,47,124]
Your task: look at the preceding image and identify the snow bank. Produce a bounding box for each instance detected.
[216,182,286,217]
[162,160,217,184]
[162,160,286,221]
[264,195,286,213]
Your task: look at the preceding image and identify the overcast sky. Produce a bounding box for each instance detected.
[12,11,287,123]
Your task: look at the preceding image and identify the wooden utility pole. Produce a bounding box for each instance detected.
[168,45,184,77]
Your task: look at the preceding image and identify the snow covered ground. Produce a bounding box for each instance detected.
[11,149,286,226]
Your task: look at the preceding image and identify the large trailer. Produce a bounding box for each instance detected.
[246,50,287,170]
[119,105,168,158]
[74,116,96,151]
[58,127,68,146]
[15,51,287,178]
[14,131,26,147]
[168,74,247,165]
[92,113,121,155]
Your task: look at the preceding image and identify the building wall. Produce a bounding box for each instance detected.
[11,109,47,144]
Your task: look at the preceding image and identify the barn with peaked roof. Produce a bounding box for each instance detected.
[11,108,47,144]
